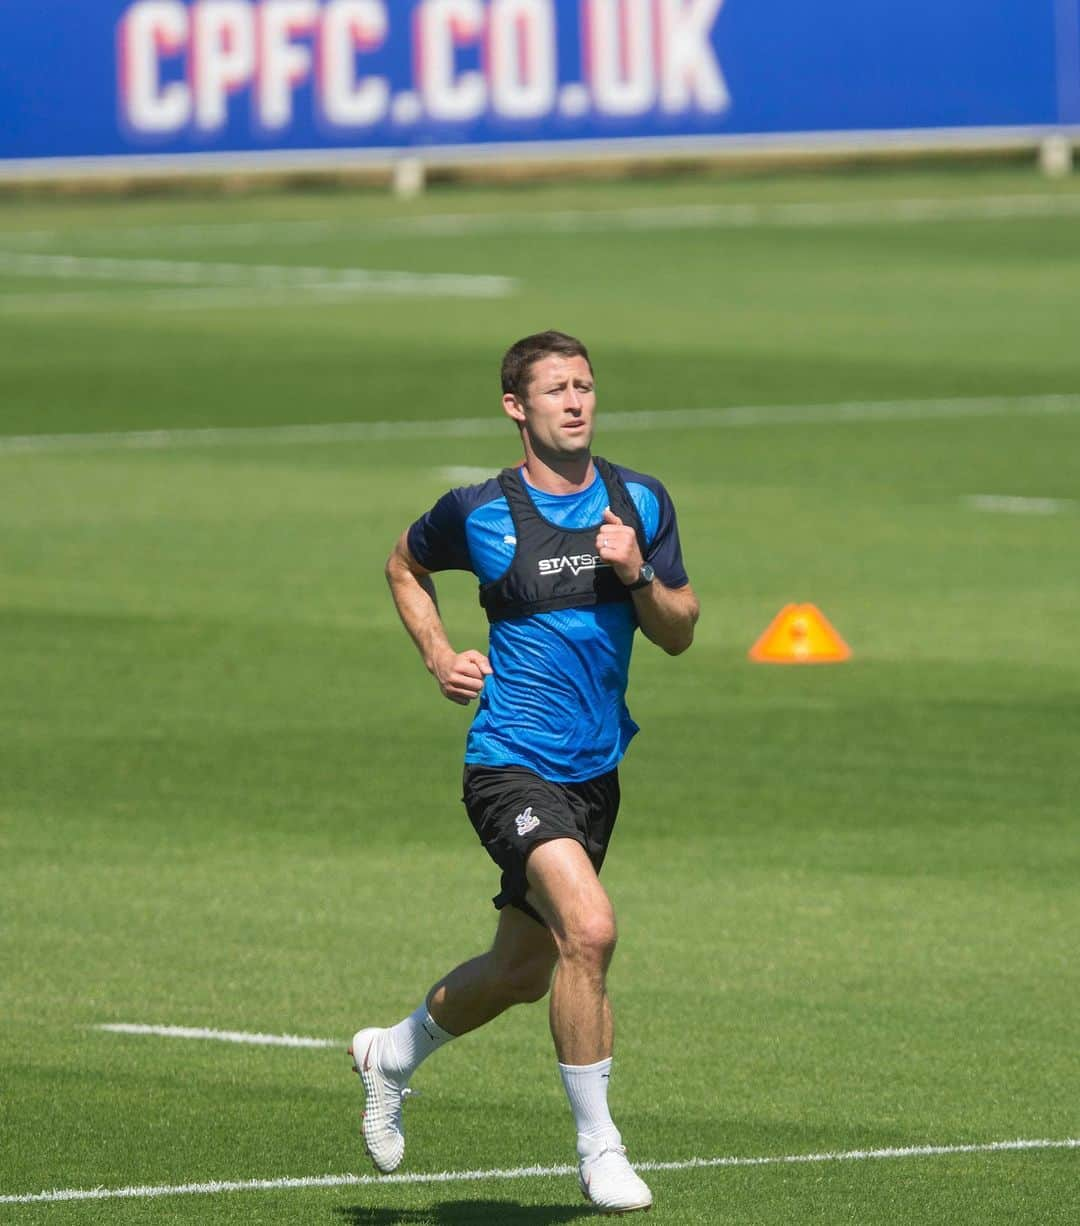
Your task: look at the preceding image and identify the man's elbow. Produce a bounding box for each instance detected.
[650,614,697,655]
[661,600,699,655]
[386,534,414,585]
[661,628,695,656]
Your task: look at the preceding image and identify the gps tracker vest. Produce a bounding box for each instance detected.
[479,457,648,624]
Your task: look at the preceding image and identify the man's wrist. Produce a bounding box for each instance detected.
[426,644,455,677]
[624,563,655,591]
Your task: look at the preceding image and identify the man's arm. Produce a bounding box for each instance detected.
[629,578,700,656]
[385,532,492,705]
[595,508,699,655]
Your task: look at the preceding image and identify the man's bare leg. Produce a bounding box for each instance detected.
[522,838,617,1064]
[522,836,653,1213]
[427,904,558,1036]
[351,904,556,1173]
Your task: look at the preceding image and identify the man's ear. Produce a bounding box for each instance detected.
[502,393,526,424]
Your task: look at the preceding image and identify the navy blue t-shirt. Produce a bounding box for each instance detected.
[408,462,689,783]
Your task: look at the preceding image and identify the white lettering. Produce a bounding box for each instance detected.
[538,554,604,576]
[321,0,389,126]
[417,0,486,122]
[116,0,729,142]
[257,0,319,129]
[586,0,656,117]
[191,1,256,130]
[488,0,556,120]
[121,0,191,133]
[656,0,728,114]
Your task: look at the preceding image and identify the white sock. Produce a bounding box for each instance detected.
[381,1004,455,1081]
[559,1058,620,1152]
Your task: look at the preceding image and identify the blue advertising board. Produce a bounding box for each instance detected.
[1,0,1077,172]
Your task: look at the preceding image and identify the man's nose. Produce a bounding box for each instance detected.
[566,386,583,410]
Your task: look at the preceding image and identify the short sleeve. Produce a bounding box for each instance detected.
[406,489,473,573]
[644,481,690,589]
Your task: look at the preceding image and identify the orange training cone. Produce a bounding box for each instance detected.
[749,603,852,664]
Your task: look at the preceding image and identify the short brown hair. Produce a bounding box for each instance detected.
[500,330,593,401]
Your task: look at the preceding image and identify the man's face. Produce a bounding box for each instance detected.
[504,354,597,459]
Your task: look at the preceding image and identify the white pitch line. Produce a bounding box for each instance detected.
[0,284,510,315]
[0,251,514,299]
[3,193,1080,249]
[966,494,1076,515]
[3,1138,1077,1205]
[2,392,1079,456]
[360,192,1080,238]
[94,1023,339,1049]
[439,465,500,482]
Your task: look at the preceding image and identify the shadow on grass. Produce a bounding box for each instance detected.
[335,1200,593,1224]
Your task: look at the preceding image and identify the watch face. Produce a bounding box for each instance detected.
[641,564,655,582]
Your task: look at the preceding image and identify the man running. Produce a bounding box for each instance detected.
[351,330,699,1214]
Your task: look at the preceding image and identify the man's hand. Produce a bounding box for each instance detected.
[594,508,699,655]
[386,534,495,705]
[595,507,643,586]
[433,648,493,705]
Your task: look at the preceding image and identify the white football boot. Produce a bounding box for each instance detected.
[578,1134,653,1215]
[348,1027,412,1173]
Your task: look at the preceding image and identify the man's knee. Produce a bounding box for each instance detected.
[525,838,618,964]
[559,911,618,968]
[496,950,556,1004]
[507,963,555,1004]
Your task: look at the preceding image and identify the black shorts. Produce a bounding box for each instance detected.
[462,763,620,927]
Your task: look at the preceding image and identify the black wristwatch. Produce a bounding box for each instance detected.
[625,563,655,591]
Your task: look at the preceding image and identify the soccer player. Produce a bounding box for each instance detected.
[351,330,699,1214]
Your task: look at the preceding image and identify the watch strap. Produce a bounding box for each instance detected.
[625,565,654,591]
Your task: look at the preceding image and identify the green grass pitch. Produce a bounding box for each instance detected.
[1,165,1079,1223]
